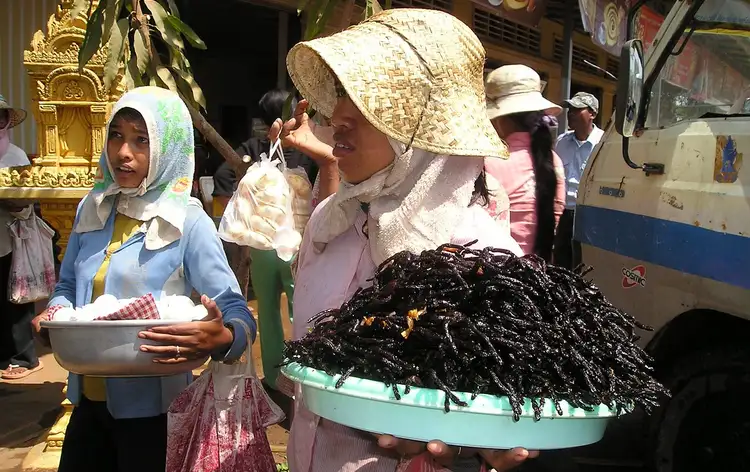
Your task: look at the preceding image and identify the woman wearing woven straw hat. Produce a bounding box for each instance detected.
[484,65,566,261]
[0,95,46,380]
[272,9,538,472]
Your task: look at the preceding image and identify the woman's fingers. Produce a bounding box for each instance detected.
[479,448,539,471]
[376,435,426,457]
[200,295,222,321]
[293,99,309,118]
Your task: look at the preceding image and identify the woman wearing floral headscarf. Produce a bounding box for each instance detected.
[272,9,538,472]
[32,87,256,472]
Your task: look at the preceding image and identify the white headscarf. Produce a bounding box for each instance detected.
[75,87,195,250]
[309,139,483,265]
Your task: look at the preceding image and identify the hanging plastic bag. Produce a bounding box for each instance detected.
[8,214,56,304]
[285,167,312,237]
[166,319,285,472]
[218,140,301,261]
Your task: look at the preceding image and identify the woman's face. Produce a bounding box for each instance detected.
[330,97,394,184]
[106,111,150,188]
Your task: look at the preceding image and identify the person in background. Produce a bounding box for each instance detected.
[31,87,255,472]
[554,91,604,269]
[0,95,44,380]
[484,65,566,261]
[212,89,326,391]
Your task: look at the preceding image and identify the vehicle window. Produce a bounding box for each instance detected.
[640,0,750,128]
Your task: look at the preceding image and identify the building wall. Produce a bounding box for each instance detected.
[1,0,59,156]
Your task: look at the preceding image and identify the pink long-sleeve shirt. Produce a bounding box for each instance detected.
[484,132,566,255]
[288,197,522,472]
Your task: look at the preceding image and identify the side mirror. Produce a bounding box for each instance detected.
[615,40,644,137]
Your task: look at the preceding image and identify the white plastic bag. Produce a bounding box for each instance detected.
[7,214,56,304]
[166,319,284,472]
[285,167,312,237]
[218,140,302,261]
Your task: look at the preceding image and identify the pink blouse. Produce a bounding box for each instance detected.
[288,198,522,472]
[484,132,566,255]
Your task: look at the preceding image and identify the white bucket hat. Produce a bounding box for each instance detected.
[485,65,562,120]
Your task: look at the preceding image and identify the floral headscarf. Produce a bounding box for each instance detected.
[75,87,195,250]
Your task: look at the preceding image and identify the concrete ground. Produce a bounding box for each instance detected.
[0,298,293,472]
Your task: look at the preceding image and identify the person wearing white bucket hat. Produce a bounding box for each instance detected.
[484,65,566,260]
[272,8,536,472]
[0,94,44,381]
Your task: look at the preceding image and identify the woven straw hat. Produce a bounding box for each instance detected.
[0,95,28,129]
[287,9,509,159]
[485,65,561,120]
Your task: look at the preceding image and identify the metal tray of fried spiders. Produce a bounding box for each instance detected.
[282,362,619,450]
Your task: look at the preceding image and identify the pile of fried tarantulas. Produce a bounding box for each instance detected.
[283,243,669,420]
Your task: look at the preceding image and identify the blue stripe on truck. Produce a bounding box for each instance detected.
[574,205,750,290]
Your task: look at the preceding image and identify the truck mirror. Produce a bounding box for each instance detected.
[615,40,644,137]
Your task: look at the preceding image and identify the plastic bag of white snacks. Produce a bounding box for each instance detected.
[285,168,312,237]
[218,140,302,261]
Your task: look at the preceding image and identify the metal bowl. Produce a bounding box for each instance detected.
[40,319,208,377]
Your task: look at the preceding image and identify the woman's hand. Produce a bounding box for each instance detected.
[376,435,538,471]
[138,295,234,364]
[269,99,336,168]
[31,310,51,347]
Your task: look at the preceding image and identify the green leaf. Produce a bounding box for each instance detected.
[303,0,326,40]
[165,15,207,50]
[125,46,144,89]
[297,0,310,15]
[156,65,179,92]
[145,0,184,50]
[173,68,207,109]
[69,0,91,24]
[384,0,392,9]
[166,0,181,18]
[133,29,151,74]
[78,0,107,70]
[282,92,295,121]
[104,18,129,90]
[102,0,125,44]
[312,0,338,38]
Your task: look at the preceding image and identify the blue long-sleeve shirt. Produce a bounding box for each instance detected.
[49,198,256,419]
[555,126,604,209]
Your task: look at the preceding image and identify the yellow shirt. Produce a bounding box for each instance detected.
[82,214,144,402]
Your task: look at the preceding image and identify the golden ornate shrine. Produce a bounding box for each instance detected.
[1,0,124,255]
[17,2,123,470]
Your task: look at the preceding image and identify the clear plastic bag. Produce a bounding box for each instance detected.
[218,140,302,261]
[284,167,312,237]
[8,214,56,304]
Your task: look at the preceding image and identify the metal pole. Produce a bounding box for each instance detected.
[277,11,290,90]
[559,0,575,135]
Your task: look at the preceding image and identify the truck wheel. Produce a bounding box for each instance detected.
[653,347,750,472]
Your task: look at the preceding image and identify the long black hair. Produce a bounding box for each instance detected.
[506,111,558,261]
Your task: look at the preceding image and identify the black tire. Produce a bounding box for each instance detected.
[651,346,750,472]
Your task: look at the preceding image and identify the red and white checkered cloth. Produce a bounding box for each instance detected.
[96,293,159,321]
[46,304,65,321]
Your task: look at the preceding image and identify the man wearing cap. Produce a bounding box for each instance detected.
[554,92,604,269]
[0,95,44,380]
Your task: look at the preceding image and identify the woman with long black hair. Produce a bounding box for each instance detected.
[484,65,565,261]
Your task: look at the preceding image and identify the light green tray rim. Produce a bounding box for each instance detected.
[282,362,622,419]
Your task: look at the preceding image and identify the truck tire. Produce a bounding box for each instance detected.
[652,346,750,472]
